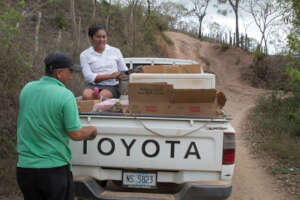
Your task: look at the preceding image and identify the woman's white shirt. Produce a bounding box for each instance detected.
[80,45,128,86]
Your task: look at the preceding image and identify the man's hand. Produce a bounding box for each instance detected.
[87,127,97,140]
[68,126,98,141]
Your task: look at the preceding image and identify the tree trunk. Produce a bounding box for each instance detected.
[147,0,151,16]
[228,0,240,47]
[198,18,203,38]
[128,1,138,51]
[92,0,96,24]
[78,16,82,55]
[105,0,112,33]
[132,1,140,55]
[57,30,62,47]
[235,11,239,47]
[33,11,42,68]
[16,11,26,28]
[241,34,244,49]
[133,5,136,54]
[233,34,236,46]
[128,4,133,47]
[70,0,78,56]
[263,35,268,54]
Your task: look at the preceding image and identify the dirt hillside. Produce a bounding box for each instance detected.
[163,31,291,200]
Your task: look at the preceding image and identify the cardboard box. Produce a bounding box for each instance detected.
[77,100,99,112]
[128,83,222,117]
[142,64,203,74]
[129,73,215,89]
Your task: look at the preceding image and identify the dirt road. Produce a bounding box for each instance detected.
[164,31,291,200]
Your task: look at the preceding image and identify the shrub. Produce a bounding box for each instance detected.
[286,59,300,99]
[220,43,230,52]
[246,92,300,179]
[243,55,291,90]
[253,49,266,61]
[244,52,300,195]
[0,0,30,155]
[251,92,300,137]
[54,13,67,30]
[0,2,31,195]
[147,12,169,31]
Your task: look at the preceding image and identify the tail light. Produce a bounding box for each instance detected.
[223,132,235,164]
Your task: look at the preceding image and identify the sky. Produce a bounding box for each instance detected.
[113,0,290,54]
[167,0,290,54]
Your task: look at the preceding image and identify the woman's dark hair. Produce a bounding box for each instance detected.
[88,25,105,38]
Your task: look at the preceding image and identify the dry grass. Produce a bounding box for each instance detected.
[244,100,300,198]
[0,158,20,196]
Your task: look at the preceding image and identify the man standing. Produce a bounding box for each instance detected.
[16,52,97,200]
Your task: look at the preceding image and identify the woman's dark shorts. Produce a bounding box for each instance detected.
[86,83,120,98]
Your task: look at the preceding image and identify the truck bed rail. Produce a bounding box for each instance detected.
[79,112,232,122]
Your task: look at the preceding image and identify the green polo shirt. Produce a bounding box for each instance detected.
[17,76,82,170]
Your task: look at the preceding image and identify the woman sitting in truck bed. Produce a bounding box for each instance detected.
[80,25,128,100]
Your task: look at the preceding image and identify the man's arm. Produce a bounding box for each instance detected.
[68,126,97,141]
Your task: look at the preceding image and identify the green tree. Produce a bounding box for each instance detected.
[278,0,300,97]
[0,0,27,160]
[158,1,188,29]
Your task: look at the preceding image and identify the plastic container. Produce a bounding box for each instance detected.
[129,73,215,89]
[93,99,119,112]
[120,95,129,113]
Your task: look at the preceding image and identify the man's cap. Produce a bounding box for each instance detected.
[44,52,81,72]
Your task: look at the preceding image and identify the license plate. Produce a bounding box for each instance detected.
[122,171,157,188]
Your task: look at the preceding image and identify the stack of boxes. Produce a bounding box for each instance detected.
[128,64,225,117]
[76,64,226,117]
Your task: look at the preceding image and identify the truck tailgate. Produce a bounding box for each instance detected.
[70,115,226,171]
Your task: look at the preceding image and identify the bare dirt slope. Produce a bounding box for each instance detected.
[164,31,291,200]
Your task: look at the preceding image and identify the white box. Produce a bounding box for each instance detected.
[129,73,215,89]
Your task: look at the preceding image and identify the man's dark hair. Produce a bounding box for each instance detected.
[45,66,55,76]
[88,25,105,38]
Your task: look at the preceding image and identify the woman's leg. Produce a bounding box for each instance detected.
[82,88,94,100]
[83,88,112,100]
[83,84,117,100]
[100,89,113,99]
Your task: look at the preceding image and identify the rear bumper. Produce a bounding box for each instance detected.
[177,183,232,200]
[74,177,232,200]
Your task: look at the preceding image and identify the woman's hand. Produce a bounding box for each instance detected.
[110,72,121,79]
[94,72,121,83]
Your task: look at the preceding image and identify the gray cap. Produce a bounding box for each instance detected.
[44,52,81,72]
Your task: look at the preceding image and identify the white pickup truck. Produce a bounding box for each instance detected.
[71,58,235,200]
